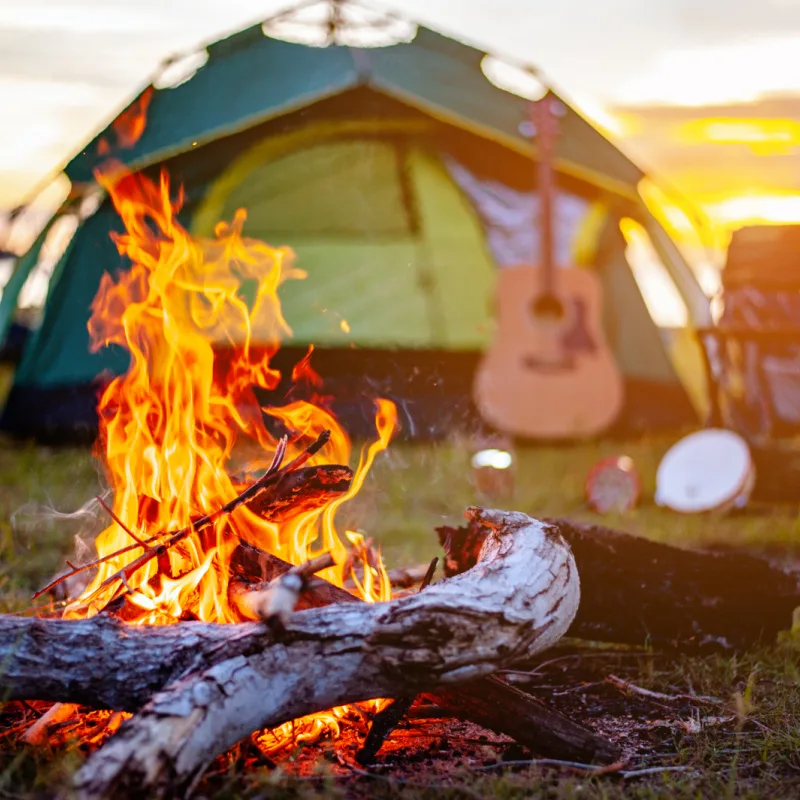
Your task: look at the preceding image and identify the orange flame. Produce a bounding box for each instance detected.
[97,86,154,156]
[66,164,397,745]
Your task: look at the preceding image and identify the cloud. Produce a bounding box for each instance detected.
[671,0,800,44]
[0,75,108,108]
[617,34,800,105]
[0,4,163,34]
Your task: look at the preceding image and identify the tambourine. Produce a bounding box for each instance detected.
[655,429,754,514]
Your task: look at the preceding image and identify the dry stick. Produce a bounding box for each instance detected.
[500,650,653,681]
[352,563,432,591]
[470,757,624,775]
[81,435,308,604]
[467,758,700,780]
[356,556,439,764]
[95,496,151,550]
[606,674,723,706]
[32,432,326,602]
[33,437,289,600]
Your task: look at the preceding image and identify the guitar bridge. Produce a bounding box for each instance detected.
[521,354,575,373]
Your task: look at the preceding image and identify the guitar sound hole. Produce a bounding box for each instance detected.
[530,294,565,320]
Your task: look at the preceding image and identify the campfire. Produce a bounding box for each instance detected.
[73,165,395,626]
[4,160,800,800]
[39,163,404,741]
[0,162,586,798]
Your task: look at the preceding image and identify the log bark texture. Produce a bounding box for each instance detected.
[0,507,577,799]
[438,516,800,652]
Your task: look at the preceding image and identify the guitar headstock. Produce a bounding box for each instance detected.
[531,93,564,156]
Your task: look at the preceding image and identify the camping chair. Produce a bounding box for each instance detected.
[695,225,800,501]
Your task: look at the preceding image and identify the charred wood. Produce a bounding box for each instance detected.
[429,676,621,764]
[228,541,360,613]
[242,464,353,524]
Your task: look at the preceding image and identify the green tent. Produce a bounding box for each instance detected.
[0,1,711,441]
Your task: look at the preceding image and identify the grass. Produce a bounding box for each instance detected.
[2,431,800,798]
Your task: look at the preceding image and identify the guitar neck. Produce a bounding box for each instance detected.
[533,94,557,296]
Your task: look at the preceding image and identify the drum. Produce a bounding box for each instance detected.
[655,428,755,514]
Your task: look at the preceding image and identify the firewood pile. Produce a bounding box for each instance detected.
[1,429,799,800]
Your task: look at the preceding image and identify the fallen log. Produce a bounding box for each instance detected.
[72,507,578,799]
[356,676,618,767]
[0,508,581,798]
[428,676,620,764]
[438,516,800,651]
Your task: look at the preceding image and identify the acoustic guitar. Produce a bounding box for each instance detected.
[473,92,623,439]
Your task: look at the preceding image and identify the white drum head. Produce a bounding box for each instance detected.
[656,429,753,513]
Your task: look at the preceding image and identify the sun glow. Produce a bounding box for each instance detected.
[700,191,800,229]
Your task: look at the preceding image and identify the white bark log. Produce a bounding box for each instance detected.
[74,507,580,800]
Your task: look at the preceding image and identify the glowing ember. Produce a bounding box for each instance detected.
[65,163,397,750]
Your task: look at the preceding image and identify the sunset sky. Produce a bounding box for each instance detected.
[2,0,800,227]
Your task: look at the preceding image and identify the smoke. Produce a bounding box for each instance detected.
[10,493,113,600]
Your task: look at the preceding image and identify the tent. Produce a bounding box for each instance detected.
[0,0,711,442]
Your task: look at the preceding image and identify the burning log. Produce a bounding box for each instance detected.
[1,508,581,798]
[72,508,578,799]
[242,464,353,523]
[438,516,800,651]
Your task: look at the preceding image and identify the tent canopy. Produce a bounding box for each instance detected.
[65,23,643,196]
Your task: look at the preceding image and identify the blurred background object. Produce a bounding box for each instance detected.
[584,455,641,514]
[470,433,516,501]
[655,428,754,514]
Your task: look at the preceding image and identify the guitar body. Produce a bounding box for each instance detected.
[474,264,624,439]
